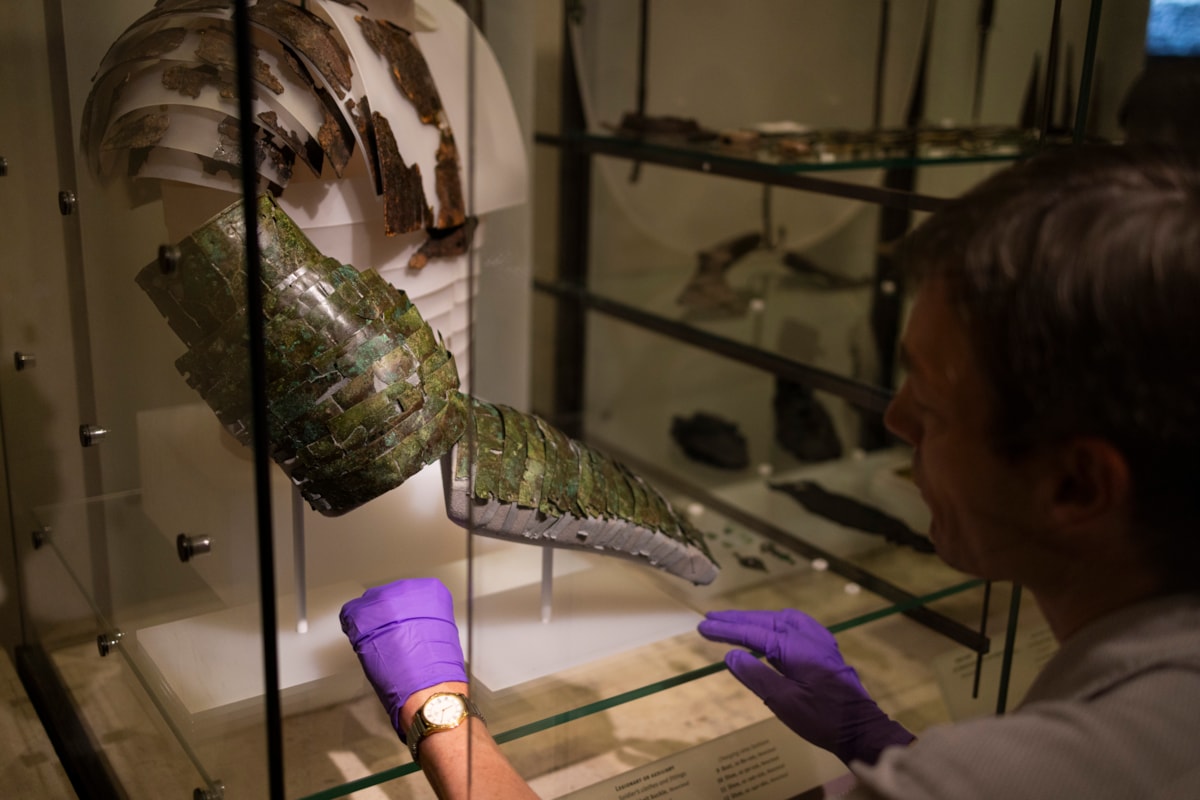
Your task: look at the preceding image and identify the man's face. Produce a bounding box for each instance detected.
[884,279,1053,581]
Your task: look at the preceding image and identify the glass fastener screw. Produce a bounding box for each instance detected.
[96,632,123,657]
[177,533,213,563]
[58,190,77,215]
[79,424,109,447]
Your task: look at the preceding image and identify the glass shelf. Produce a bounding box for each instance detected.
[23,478,985,800]
[545,124,1044,173]
[536,250,893,414]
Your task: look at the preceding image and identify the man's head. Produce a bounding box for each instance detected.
[888,145,1200,593]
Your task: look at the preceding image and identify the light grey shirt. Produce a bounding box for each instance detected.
[844,593,1200,799]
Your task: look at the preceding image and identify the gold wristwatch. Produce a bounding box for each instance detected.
[407,692,485,760]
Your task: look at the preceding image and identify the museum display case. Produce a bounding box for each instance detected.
[0,0,1153,798]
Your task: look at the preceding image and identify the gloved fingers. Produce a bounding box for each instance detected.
[703,608,786,628]
[701,608,833,647]
[723,649,794,701]
[699,616,780,656]
[340,577,454,642]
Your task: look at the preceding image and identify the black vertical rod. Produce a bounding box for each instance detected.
[863,0,933,449]
[553,3,592,438]
[873,0,890,131]
[233,1,285,796]
[996,583,1023,714]
[1039,0,1063,142]
[971,580,992,698]
[1074,0,1104,143]
[635,0,650,118]
[972,0,995,123]
[629,0,651,182]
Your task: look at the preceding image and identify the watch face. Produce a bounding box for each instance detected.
[424,694,467,726]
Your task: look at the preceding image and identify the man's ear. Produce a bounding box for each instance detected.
[1048,437,1132,529]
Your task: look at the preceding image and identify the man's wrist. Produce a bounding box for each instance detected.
[400,681,470,735]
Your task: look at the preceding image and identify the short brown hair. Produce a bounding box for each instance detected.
[904,144,1200,590]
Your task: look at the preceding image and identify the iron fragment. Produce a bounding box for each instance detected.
[162,63,235,100]
[101,109,170,152]
[370,109,432,235]
[409,217,476,269]
[355,16,442,122]
[249,0,353,97]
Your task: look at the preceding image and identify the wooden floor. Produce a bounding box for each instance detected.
[0,649,77,799]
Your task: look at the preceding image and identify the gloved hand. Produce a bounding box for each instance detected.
[340,578,467,739]
[698,608,914,766]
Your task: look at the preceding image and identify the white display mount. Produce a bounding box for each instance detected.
[134,403,707,731]
[133,402,934,734]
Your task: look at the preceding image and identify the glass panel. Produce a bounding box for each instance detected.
[9,0,274,794]
[557,0,1146,395]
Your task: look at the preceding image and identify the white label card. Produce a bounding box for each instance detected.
[561,717,850,800]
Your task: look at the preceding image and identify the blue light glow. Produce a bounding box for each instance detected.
[1146,0,1200,57]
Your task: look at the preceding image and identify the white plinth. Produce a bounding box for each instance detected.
[454,558,703,692]
[134,580,366,733]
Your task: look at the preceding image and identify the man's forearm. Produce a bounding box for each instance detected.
[403,682,539,800]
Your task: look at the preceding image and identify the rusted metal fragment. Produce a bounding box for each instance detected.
[197,153,242,182]
[162,63,235,99]
[408,216,476,269]
[195,25,285,96]
[250,0,352,97]
[345,95,376,189]
[101,110,170,152]
[215,116,243,165]
[283,47,353,176]
[194,25,236,70]
[258,110,322,176]
[354,15,466,236]
[433,135,466,229]
[219,114,296,184]
[371,111,430,236]
[355,17,441,123]
[123,0,232,29]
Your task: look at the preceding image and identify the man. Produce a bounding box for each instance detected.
[340,144,1200,798]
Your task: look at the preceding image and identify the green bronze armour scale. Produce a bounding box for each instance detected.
[137,195,720,584]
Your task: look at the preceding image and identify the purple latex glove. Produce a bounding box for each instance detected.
[698,608,914,766]
[340,578,467,739]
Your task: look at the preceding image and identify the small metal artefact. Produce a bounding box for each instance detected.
[96,631,123,657]
[32,526,50,550]
[0,156,8,177]
[194,781,225,800]
[734,552,768,572]
[79,424,109,447]
[58,190,77,215]
[14,352,36,370]
[760,541,796,565]
[176,533,213,562]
